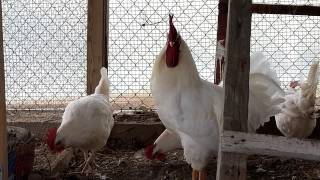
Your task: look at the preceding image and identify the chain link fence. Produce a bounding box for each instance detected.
[108,0,218,110]
[3,0,320,115]
[251,0,320,92]
[108,0,320,110]
[3,0,87,112]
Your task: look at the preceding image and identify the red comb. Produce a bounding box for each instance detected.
[168,14,177,41]
[144,144,166,161]
[290,81,299,89]
[45,127,64,153]
[169,14,174,25]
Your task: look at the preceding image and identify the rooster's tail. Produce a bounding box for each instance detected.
[94,67,110,97]
[247,52,285,132]
[299,60,319,109]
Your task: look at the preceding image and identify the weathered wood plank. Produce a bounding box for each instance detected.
[221,130,320,161]
[252,4,320,16]
[222,0,252,131]
[217,0,252,179]
[214,0,228,85]
[0,0,8,178]
[87,0,107,94]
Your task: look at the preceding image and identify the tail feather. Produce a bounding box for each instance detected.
[299,60,319,111]
[248,53,285,132]
[307,60,319,86]
[250,52,281,84]
[274,61,318,138]
[94,67,110,96]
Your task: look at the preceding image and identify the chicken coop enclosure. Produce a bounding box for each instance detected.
[3,0,320,113]
[1,0,320,179]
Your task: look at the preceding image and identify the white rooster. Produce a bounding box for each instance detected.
[145,14,285,180]
[275,61,319,138]
[46,67,114,173]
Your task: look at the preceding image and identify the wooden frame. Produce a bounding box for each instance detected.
[0,0,8,178]
[252,4,320,16]
[214,2,320,85]
[214,0,228,85]
[216,0,252,179]
[87,0,108,94]
[221,131,320,161]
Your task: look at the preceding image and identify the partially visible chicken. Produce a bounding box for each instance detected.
[276,61,319,138]
[46,67,114,173]
[146,14,284,180]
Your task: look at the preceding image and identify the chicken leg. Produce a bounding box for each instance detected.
[199,171,206,180]
[192,169,199,180]
[79,151,88,168]
[81,151,95,174]
[192,169,207,180]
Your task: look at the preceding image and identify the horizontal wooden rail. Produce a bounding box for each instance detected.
[221,130,320,161]
[252,4,320,16]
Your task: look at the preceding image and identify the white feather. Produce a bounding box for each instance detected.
[275,61,319,138]
[247,53,285,131]
[151,35,284,171]
[56,67,114,152]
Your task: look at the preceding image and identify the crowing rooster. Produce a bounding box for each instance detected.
[275,61,319,138]
[146,14,285,180]
[46,67,114,173]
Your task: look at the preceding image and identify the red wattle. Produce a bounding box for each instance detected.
[145,144,156,160]
[166,45,180,68]
[45,127,64,153]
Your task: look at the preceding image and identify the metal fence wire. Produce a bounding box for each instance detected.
[3,0,320,115]
[3,0,87,111]
[108,0,218,110]
[252,0,320,92]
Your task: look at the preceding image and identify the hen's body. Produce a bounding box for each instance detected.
[56,94,113,151]
[54,67,114,172]
[276,61,319,138]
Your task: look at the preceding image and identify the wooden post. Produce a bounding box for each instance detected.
[87,0,108,94]
[214,0,228,85]
[216,0,252,179]
[0,0,8,179]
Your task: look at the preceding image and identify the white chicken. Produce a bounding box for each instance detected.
[145,14,285,180]
[275,61,319,138]
[46,67,114,173]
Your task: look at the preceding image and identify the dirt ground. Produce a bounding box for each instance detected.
[7,110,320,180]
[30,140,320,180]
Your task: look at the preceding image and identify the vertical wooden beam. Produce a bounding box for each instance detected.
[216,0,252,179]
[0,0,8,179]
[105,0,109,70]
[214,0,228,85]
[87,0,107,94]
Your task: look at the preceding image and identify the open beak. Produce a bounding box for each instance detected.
[169,41,174,47]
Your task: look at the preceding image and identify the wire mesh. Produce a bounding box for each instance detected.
[2,0,320,114]
[253,0,319,6]
[3,0,87,112]
[251,13,320,92]
[108,0,218,110]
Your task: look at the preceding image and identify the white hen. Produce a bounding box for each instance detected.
[46,67,114,173]
[147,15,284,180]
[275,61,319,138]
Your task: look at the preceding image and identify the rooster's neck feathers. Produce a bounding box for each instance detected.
[152,37,201,89]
